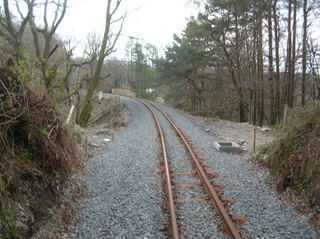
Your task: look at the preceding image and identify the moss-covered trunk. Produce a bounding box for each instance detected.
[77,0,112,127]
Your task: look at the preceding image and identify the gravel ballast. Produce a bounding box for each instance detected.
[152,109,227,238]
[155,102,320,239]
[47,96,320,239]
[69,97,168,238]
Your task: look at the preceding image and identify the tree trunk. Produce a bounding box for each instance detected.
[268,0,275,125]
[301,0,308,106]
[252,3,258,126]
[78,0,124,127]
[290,0,297,107]
[258,0,264,127]
[234,13,248,122]
[273,0,281,122]
[78,0,113,127]
[239,100,247,122]
[285,0,293,108]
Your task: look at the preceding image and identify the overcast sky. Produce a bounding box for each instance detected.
[58,0,197,58]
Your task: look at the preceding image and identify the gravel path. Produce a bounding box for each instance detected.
[64,96,319,239]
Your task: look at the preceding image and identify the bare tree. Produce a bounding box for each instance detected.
[1,0,91,104]
[77,0,126,127]
[27,0,68,96]
[0,0,33,56]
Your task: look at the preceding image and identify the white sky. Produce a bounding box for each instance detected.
[58,0,197,59]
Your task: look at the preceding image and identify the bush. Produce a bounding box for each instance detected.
[253,108,320,207]
[0,58,82,238]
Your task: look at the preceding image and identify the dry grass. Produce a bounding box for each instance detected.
[0,58,83,238]
[254,108,320,207]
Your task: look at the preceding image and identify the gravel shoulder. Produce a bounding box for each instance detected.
[32,97,320,239]
[67,97,168,239]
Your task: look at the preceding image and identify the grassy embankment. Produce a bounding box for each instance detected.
[254,108,320,207]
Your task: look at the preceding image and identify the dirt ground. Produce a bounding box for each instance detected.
[190,115,278,155]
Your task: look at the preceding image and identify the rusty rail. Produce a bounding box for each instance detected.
[137,99,179,239]
[148,102,243,239]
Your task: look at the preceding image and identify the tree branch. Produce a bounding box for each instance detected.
[3,0,18,39]
[43,0,49,31]
[48,44,59,58]
[28,4,41,58]
[14,0,30,37]
[51,0,67,34]
[110,0,122,18]
[105,13,126,57]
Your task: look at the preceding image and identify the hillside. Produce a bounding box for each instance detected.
[254,109,320,226]
[0,60,83,238]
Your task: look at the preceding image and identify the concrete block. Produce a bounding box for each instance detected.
[213,141,241,153]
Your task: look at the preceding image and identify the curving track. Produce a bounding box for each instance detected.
[37,95,320,239]
[137,99,244,239]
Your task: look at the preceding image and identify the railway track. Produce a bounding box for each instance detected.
[136,99,245,239]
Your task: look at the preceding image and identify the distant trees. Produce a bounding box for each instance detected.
[309,41,320,105]
[155,0,320,125]
[2,0,320,127]
[126,40,157,98]
[156,23,208,113]
[301,0,320,106]
[178,0,255,120]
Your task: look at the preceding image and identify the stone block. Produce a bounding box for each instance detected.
[213,141,241,153]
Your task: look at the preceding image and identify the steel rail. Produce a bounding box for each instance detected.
[148,102,243,239]
[137,99,179,239]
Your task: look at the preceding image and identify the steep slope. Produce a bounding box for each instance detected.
[255,109,320,207]
[0,59,82,238]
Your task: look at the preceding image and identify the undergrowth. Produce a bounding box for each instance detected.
[0,58,82,238]
[253,108,320,207]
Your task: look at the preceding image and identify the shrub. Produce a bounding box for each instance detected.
[253,108,320,207]
[0,58,82,238]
